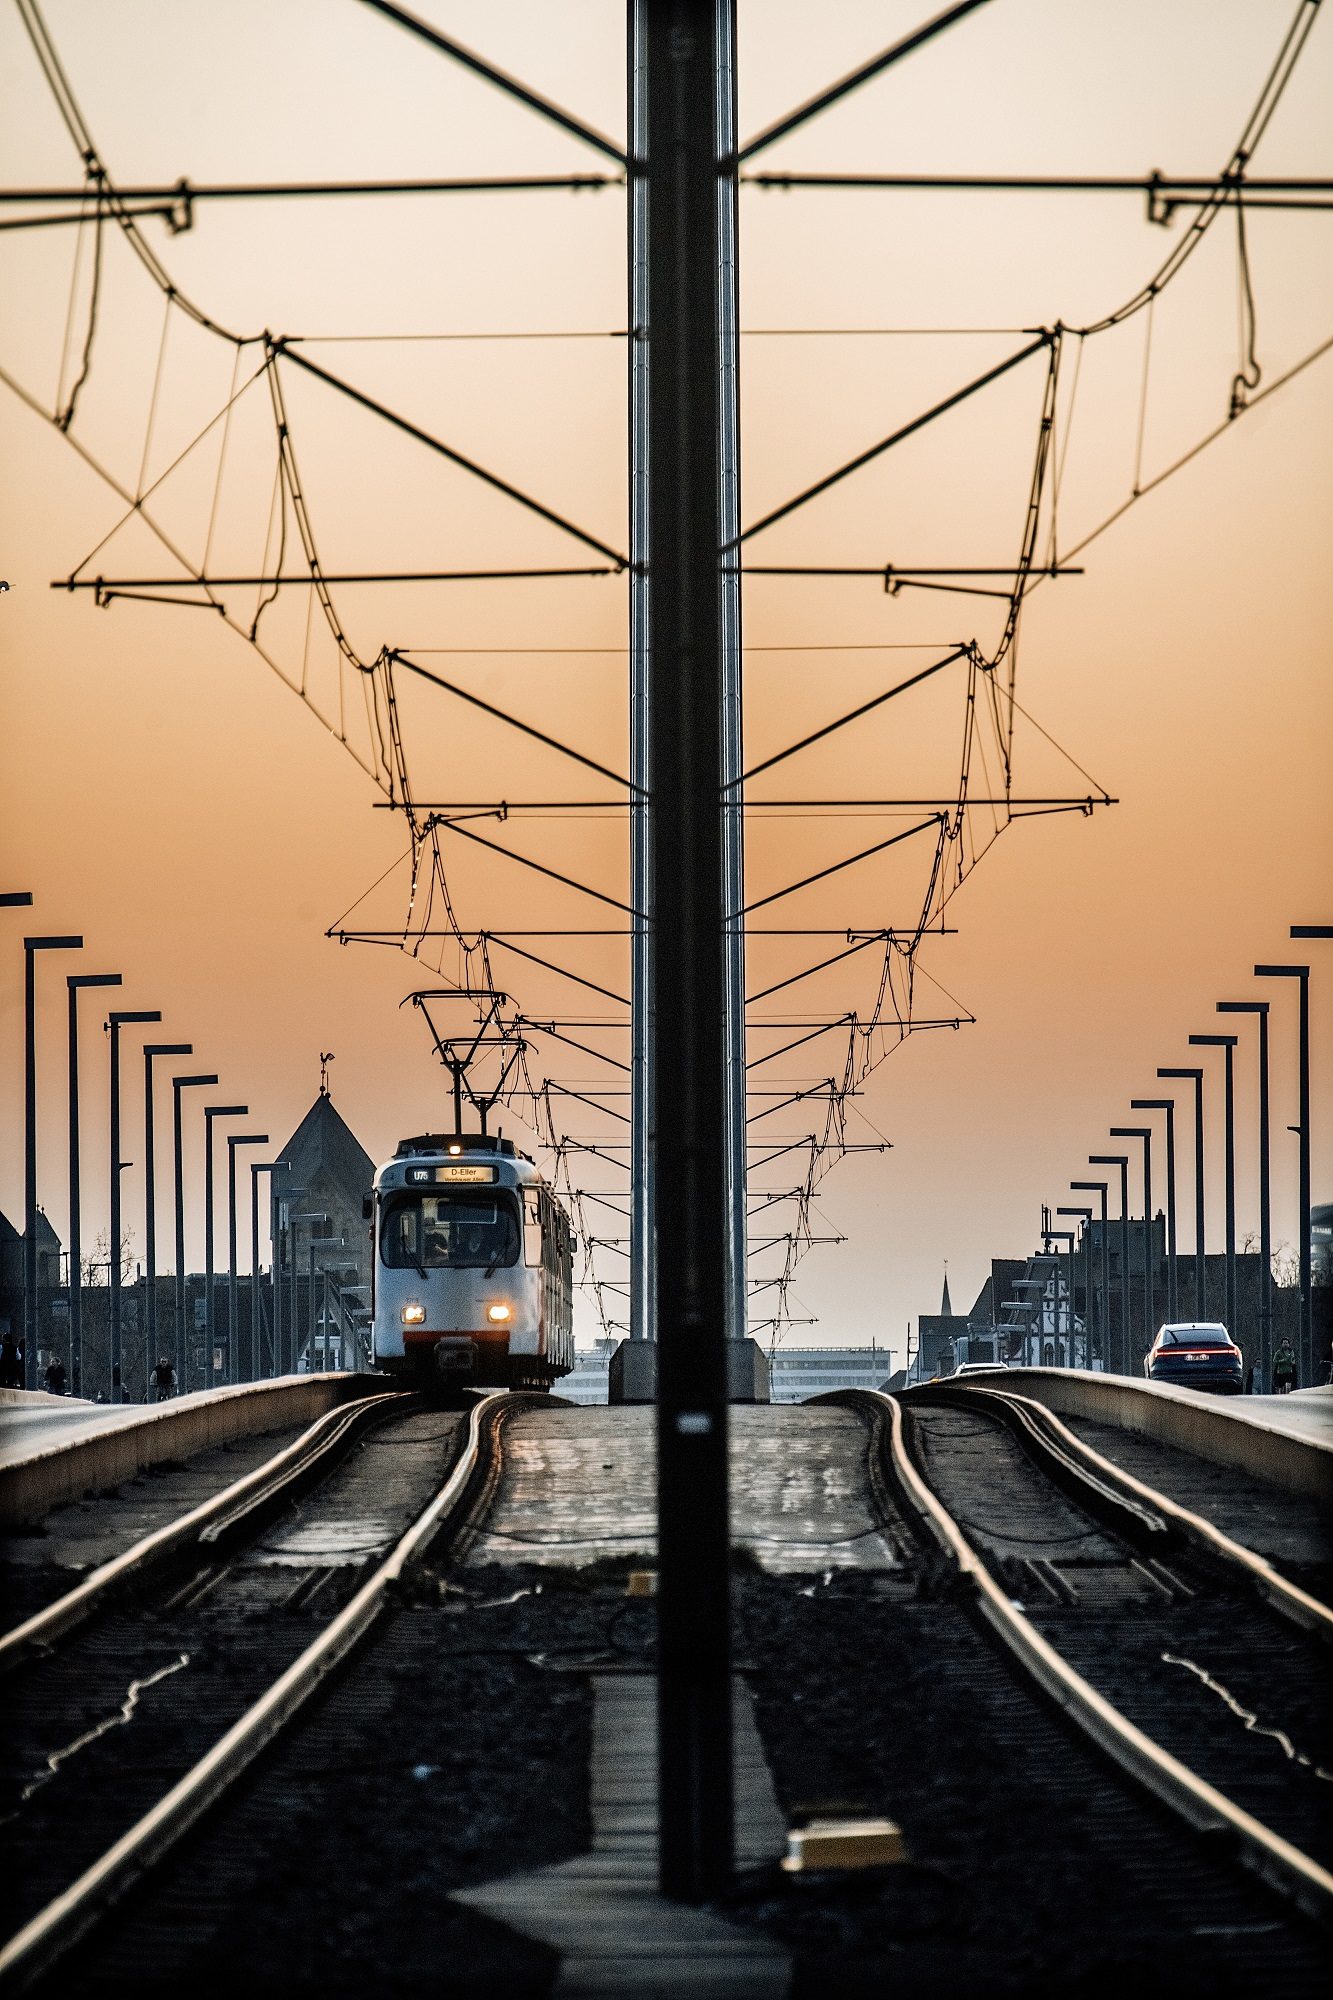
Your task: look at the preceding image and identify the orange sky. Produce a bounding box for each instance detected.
[2,1,1330,1362]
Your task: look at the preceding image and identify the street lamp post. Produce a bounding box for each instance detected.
[291,1211,327,1372]
[1131,1099,1179,1323]
[227,1134,268,1383]
[1070,1180,1109,1371]
[1158,1067,1206,1320]
[67,972,121,1395]
[339,1282,358,1369]
[323,1271,344,1371]
[1057,1208,1094,1368]
[341,1288,371,1370]
[172,1074,218,1387]
[282,1187,309,1375]
[1289,927,1331,1381]
[203,1104,247,1390]
[1089,1155,1131,1375]
[1217,1001,1272,1389]
[143,1043,192,1377]
[24,934,84,1388]
[1046,1229,1077,1365]
[1010,1274,1047,1366]
[251,1163,279,1379]
[1255,958,1313,1385]
[1110,1126,1154,1368]
[1035,1239,1055,1363]
[273,1173,304,1376]
[307,1231,343,1371]
[1189,1035,1239,1344]
[108,1008,161,1399]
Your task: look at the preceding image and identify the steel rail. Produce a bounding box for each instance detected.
[948,1383,1333,1642]
[857,1389,1333,1925]
[0,1391,407,1674]
[0,1391,517,1992]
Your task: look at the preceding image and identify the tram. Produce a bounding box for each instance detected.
[369,1133,575,1391]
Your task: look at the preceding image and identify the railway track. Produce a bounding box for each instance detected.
[0,1392,407,1670]
[1052,1409,1333,1602]
[4,1391,1328,1993]
[0,1391,525,1992]
[873,1383,1332,1921]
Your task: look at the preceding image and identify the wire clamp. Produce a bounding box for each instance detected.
[167,178,194,235]
[1145,170,1172,227]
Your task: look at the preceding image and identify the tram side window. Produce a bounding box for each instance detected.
[523,1189,542,1266]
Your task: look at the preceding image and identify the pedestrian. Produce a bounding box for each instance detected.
[43,1356,68,1396]
[0,1332,21,1389]
[1272,1336,1297,1395]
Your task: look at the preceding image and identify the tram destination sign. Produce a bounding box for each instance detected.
[406,1163,498,1185]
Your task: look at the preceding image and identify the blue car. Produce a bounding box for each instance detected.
[1144,1322,1243,1394]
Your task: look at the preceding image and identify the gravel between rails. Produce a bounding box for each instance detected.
[902,1401,1333,1871]
[728,1571,1328,2000]
[46,1562,655,1998]
[0,1408,466,1945]
[62,1554,1327,2000]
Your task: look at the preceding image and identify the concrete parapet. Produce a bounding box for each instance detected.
[997,1368,1332,1505]
[0,1388,85,1409]
[607,1338,771,1405]
[0,1373,386,1527]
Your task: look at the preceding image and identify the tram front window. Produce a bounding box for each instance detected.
[383,1193,519,1271]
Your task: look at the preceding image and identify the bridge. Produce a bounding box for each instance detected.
[0,1368,1329,1993]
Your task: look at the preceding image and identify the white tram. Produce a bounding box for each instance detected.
[369,1133,575,1391]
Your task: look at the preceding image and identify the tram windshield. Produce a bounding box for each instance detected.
[381,1192,519,1272]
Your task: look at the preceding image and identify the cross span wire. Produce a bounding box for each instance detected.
[6,0,1328,1342]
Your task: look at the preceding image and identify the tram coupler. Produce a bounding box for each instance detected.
[433,1337,478,1379]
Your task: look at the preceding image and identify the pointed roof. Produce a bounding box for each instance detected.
[940,1266,952,1317]
[0,1207,61,1251]
[275,1094,374,1199]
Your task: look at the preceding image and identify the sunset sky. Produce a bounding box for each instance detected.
[2,0,1330,1364]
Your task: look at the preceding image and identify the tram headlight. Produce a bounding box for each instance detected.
[402,1302,426,1326]
[487,1303,512,1324]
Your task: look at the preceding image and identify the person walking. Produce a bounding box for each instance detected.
[1272,1336,1297,1395]
[0,1332,22,1389]
[43,1356,68,1396]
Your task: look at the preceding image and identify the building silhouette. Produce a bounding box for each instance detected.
[273,1089,376,1369]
